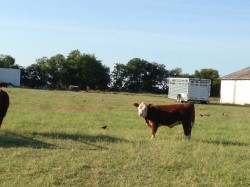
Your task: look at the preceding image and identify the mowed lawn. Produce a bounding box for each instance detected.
[0,88,249,187]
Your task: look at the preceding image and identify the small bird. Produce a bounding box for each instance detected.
[101,126,107,129]
[200,113,210,117]
[222,113,228,117]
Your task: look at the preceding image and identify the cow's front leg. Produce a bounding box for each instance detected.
[145,121,151,128]
[151,122,158,139]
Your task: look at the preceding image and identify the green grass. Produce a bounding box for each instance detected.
[0,88,249,186]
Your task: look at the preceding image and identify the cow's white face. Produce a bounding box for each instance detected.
[136,102,148,118]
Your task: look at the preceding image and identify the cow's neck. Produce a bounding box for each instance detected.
[145,106,155,120]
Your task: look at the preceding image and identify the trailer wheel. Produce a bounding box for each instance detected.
[177,95,180,102]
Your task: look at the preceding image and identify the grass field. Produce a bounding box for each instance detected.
[0,88,249,186]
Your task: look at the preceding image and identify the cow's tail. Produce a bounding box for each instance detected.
[191,103,195,127]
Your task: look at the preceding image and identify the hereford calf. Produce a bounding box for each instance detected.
[134,102,195,140]
[0,89,9,127]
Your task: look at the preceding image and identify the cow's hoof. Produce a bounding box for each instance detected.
[183,135,191,141]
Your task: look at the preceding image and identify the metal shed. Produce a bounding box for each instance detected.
[219,67,250,105]
[0,68,21,86]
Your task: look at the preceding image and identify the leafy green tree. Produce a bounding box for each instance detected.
[194,68,219,80]
[21,50,110,90]
[194,68,220,97]
[63,50,82,86]
[47,54,65,88]
[25,62,48,88]
[78,54,110,90]
[168,68,183,77]
[117,58,168,93]
[125,58,148,92]
[63,50,110,90]
[110,59,169,93]
[140,62,167,93]
[111,63,128,91]
[0,55,15,68]
[20,66,29,86]
[148,63,168,92]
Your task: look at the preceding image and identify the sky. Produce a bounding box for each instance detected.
[1,0,250,76]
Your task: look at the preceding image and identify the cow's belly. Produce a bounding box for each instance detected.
[163,121,182,128]
[147,119,182,128]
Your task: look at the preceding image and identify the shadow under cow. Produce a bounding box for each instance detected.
[31,132,128,143]
[1,131,129,150]
[31,132,129,150]
[198,138,249,147]
[0,130,54,149]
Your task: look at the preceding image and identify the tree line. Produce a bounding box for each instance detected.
[0,50,220,96]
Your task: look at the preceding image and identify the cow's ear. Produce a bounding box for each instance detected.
[134,103,139,107]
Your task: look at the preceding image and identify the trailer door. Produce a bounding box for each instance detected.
[189,79,210,101]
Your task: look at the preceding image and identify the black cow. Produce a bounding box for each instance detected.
[0,89,9,127]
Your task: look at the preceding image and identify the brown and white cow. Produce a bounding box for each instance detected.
[134,102,195,140]
[0,89,9,127]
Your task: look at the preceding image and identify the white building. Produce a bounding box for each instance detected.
[220,67,250,105]
[0,68,21,86]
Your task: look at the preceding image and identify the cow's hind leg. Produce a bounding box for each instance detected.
[182,122,192,140]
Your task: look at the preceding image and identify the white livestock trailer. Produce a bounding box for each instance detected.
[167,78,211,103]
